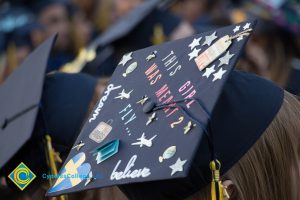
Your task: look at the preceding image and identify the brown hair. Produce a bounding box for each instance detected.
[187,91,300,200]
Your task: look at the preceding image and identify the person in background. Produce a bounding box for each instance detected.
[111,0,195,41]
[35,0,75,72]
[240,20,300,87]
[173,0,216,24]
[231,0,300,95]
[0,5,46,83]
[90,0,195,77]
[172,0,231,33]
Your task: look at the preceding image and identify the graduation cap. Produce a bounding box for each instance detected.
[59,0,178,75]
[0,6,41,52]
[46,20,284,199]
[0,35,56,169]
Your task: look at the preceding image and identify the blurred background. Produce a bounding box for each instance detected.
[0,0,299,199]
[0,0,299,92]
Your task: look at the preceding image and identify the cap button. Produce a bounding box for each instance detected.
[143,100,156,114]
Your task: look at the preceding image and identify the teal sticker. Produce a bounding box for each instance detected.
[91,139,120,164]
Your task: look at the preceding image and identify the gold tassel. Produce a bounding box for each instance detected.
[210,160,224,200]
[5,42,18,77]
[44,135,67,200]
[59,48,96,73]
[151,24,166,45]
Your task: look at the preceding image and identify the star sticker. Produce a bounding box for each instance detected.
[202,31,217,46]
[218,51,234,67]
[233,25,240,33]
[118,52,133,66]
[188,48,201,61]
[213,68,227,82]
[146,112,157,126]
[202,65,216,78]
[137,95,149,105]
[237,36,243,42]
[188,37,202,50]
[243,23,251,30]
[170,158,187,176]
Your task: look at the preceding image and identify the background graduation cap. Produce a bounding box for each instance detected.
[46,20,283,199]
[243,0,300,34]
[59,0,180,76]
[0,35,56,169]
[0,6,41,53]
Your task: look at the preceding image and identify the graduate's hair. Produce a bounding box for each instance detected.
[187,91,300,200]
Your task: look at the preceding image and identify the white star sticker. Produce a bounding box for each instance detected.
[169,158,187,176]
[213,68,227,82]
[237,36,243,42]
[188,48,201,60]
[243,23,251,30]
[188,37,202,50]
[202,65,216,78]
[202,31,217,46]
[118,52,133,66]
[218,51,234,67]
[233,25,240,33]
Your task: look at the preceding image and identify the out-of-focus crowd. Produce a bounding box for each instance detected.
[1,0,299,94]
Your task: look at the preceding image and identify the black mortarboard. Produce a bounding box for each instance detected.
[0,72,98,183]
[46,21,283,199]
[0,35,56,169]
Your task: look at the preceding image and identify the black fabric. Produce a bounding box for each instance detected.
[286,68,300,96]
[39,72,97,148]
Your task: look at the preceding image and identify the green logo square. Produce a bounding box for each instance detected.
[8,162,36,191]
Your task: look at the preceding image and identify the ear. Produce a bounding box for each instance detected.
[222,180,236,200]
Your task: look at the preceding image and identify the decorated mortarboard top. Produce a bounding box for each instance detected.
[0,35,56,169]
[47,21,282,199]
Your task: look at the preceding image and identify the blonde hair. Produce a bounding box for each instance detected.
[187,91,300,200]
